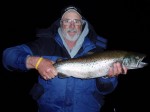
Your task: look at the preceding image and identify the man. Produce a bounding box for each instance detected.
[2,6,127,112]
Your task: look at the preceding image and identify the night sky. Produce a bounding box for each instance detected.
[1,0,150,112]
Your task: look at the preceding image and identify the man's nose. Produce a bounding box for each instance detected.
[69,22,75,28]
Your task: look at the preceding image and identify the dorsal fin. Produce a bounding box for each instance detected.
[56,58,63,63]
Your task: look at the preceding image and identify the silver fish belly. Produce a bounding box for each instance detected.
[53,50,147,79]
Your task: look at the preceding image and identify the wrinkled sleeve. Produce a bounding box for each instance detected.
[96,77,118,95]
[2,44,33,71]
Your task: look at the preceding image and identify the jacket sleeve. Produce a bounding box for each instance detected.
[2,44,33,71]
[96,77,118,95]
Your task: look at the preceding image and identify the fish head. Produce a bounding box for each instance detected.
[122,52,148,69]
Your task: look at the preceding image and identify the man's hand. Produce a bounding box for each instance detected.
[36,58,58,80]
[26,56,58,80]
[108,62,127,77]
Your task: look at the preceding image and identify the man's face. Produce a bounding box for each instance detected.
[61,11,82,41]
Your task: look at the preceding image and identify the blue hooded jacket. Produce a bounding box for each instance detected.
[2,18,118,112]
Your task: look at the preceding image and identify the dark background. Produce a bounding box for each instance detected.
[0,0,150,112]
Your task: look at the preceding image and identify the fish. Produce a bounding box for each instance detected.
[53,50,148,79]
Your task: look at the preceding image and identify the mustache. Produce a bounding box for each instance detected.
[66,29,77,33]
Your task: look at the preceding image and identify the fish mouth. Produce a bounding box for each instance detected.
[137,56,148,68]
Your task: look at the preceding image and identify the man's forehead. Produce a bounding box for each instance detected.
[61,9,82,19]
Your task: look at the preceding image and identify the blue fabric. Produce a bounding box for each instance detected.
[2,44,32,71]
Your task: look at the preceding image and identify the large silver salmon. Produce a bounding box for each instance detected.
[53,50,147,79]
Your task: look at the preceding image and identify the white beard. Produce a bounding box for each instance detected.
[65,33,79,41]
[62,29,81,42]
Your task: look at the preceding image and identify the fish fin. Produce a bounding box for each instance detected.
[58,73,69,78]
[56,58,63,63]
[87,51,94,55]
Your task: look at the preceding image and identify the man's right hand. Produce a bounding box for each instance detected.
[26,56,58,80]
